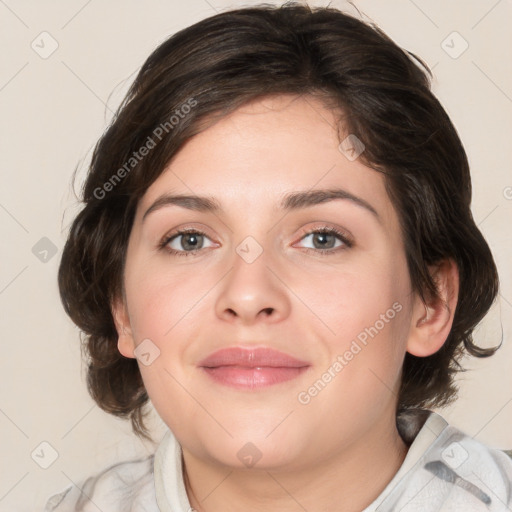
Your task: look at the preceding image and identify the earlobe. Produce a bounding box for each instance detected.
[111,297,136,359]
[407,259,459,357]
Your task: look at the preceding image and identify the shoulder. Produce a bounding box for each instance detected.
[437,421,512,476]
[44,456,157,511]
[388,409,512,511]
[420,414,512,509]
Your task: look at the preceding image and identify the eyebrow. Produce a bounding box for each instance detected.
[142,187,380,222]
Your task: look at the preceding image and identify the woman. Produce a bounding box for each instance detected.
[49,3,511,510]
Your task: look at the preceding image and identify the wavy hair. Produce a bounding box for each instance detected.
[58,2,500,437]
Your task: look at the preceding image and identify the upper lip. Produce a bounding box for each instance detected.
[198,346,310,368]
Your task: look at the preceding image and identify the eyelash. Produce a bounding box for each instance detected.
[158,226,353,258]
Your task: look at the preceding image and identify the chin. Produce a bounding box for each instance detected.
[195,429,305,471]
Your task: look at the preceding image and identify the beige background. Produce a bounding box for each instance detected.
[0,0,511,510]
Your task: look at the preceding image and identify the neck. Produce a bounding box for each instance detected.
[182,414,409,512]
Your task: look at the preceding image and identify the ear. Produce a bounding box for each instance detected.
[407,259,459,357]
[111,296,136,359]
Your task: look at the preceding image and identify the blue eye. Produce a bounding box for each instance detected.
[294,227,353,256]
[297,228,351,251]
[160,229,215,257]
[159,226,353,257]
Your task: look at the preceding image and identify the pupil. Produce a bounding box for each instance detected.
[314,233,334,249]
[183,234,201,250]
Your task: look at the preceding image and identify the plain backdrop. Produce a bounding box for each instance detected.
[0,0,511,510]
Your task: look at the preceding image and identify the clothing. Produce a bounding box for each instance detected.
[45,409,512,511]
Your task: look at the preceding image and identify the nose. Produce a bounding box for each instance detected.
[214,245,291,326]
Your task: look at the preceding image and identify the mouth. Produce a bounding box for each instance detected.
[198,346,310,390]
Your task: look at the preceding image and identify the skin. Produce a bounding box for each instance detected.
[113,94,459,512]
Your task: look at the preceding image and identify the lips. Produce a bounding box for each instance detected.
[199,346,309,368]
[198,346,310,389]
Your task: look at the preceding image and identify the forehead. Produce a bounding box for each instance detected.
[137,94,396,227]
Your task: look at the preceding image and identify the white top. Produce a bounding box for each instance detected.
[45,409,512,511]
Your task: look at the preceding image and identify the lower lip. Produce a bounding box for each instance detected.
[200,366,309,389]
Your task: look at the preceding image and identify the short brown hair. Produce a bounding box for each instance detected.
[58,2,500,437]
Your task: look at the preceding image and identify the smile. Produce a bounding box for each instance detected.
[198,346,311,390]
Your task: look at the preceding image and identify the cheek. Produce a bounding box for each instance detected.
[127,267,208,427]
[124,257,203,340]
[298,251,410,340]
[311,258,413,399]
[123,259,216,401]
[304,300,412,425]
[333,302,409,383]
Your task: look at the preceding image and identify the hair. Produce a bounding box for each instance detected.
[58,1,500,437]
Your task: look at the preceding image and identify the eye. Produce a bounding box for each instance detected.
[294,226,353,255]
[159,229,215,257]
[158,225,353,258]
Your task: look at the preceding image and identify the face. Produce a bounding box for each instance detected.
[115,94,418,471]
